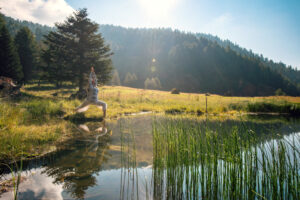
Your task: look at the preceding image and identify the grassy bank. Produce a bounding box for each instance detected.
[0,98,72,163]
[0,83,299,163]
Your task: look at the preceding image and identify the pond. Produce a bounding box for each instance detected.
[0,115,299,199]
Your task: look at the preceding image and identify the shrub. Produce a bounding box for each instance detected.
[247,102,300,116]
[228,103,245,111]
[171,88,180,94]
[275,88,286,96]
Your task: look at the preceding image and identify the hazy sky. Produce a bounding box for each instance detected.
[1,0,299,69]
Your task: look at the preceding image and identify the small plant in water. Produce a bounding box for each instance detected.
[1,155,23,200]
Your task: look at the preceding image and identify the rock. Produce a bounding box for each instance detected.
[0,76,20,98]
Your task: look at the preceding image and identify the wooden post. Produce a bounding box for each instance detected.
[205,93,210,113]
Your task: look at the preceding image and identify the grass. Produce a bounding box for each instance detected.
[0,98,70,163]
[152,117,300,199]
[247,102,300,116]
[22,84,300,117]
[0,83,299,163]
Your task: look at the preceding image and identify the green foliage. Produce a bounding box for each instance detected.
[171,88,180,94]
[144,77,161,89]
[110,69,121,85]
[2,15,54,41]
[196,33,300,85]
[247,102,300,116]
[42,8,113,89]
[0,14,23,82]
[275,88,286,96]
[124,72,138,86]
[14,27,38,84]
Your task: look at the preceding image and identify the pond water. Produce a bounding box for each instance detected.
[0,115,299,200]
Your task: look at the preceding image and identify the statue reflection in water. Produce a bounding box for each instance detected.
[41,120,113,199]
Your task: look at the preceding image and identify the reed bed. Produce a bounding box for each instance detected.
[152,117,300,199]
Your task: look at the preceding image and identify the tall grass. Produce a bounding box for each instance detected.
[247,102,300,116]
[119,118,141,200]
[0,100,68,163]
[152,117,300,199]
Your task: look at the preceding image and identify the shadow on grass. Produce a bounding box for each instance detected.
[4,92,44,103]
[64,113,104,124]
[25,84,76,91]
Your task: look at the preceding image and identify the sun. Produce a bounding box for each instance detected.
[138,0,179,20]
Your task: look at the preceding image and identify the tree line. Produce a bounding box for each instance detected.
[1,10,300,96]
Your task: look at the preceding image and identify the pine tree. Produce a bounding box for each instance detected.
[14,27,38,84]
[124,72,137,86]
[144,77,161,89]
[111,69,121,85]
[0,14,23,82]
[42,31,71,88]
[43,8,113,91]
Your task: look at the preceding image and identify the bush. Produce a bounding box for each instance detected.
[228,103,244,111]
[247,102,300,116]
[165,108,183,114]
[171,88,180,94]
[275,88,286,96]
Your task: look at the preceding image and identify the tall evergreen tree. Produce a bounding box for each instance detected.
[43,8,113,91]
[0,14,23,82]
[42,31,71,87]
[14,27,37,84]
[111,69,121,85]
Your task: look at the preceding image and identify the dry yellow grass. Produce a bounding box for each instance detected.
[22,84,300,118]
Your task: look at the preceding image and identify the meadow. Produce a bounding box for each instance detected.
[0,83,299,163]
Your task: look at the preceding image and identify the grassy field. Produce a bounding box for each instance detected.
[0,83,299,163]
[22,84,300,117]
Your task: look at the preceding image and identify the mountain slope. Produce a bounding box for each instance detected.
[196,33,300,85]
[100,25,299,96]
[3,15,54,42]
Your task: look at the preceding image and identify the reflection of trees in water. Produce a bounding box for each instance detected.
[118,117,154,200]
[42,122,112,199]
[119,118,139,200]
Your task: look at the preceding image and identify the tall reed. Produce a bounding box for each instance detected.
[152,117,300,199]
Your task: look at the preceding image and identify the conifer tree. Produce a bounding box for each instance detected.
[0,14,23,82]
[111,69,121,85]
[43,8,113,91]
[15,27,37,84]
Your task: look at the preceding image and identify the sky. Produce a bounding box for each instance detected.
[0,0,299,69]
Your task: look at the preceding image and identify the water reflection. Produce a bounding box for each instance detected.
[0,115,299,199]
[42,120,112,199]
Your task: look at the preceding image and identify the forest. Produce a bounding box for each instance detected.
[1,13,300,96]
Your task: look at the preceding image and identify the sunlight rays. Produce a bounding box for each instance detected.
[138,0,180,21]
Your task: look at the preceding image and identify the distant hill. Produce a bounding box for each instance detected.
[196,33,300,85]
[3,15,54,42]
[3,15,300,96]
